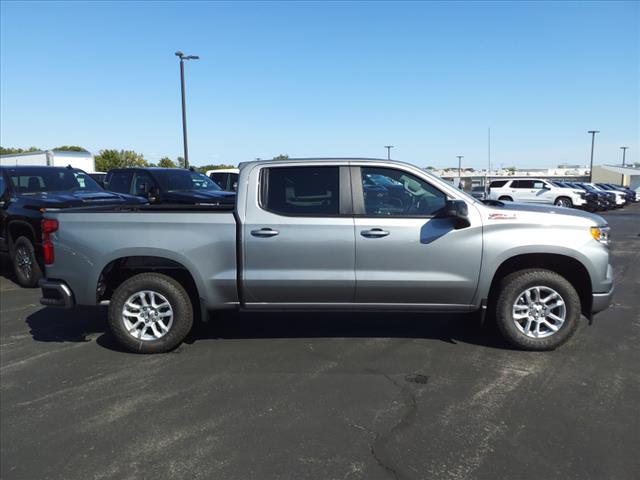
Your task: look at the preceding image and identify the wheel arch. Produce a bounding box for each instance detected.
[486,253,592,316]
[97,256,203,320]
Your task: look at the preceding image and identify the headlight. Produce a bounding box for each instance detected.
[590,226,610,245]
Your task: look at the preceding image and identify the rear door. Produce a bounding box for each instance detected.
[242,164,355,305]
[352,165,482,306]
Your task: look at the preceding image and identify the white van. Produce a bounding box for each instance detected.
[0,150,96,173]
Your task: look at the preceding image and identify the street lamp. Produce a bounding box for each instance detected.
[587,130,599,182]
[620,146,629,185]
[384,145,394,160]
[457,155,464,186]
[175,51,200,168]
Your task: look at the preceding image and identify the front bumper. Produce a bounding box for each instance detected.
[39,279,75,309]
[591,284,614,314]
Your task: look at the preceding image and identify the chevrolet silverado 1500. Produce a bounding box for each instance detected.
[39,158,614,353]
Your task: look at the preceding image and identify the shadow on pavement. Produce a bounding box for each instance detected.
[27,305,510,351]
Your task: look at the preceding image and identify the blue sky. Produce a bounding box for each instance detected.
[1,0,638,168]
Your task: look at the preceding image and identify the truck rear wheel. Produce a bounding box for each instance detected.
[12,236,43,288]
[108,273,193,353]
[494,269,581,350]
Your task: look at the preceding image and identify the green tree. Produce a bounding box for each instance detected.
[95,149,148,171]
[0,146,40,155]
[158,157,177,168]
[177,156,186,169]
[273,154,289,160]
[53,146,88,152]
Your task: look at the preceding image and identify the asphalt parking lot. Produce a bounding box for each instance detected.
[1,204,639,480]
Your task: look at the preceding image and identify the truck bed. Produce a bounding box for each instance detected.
[44,208,239,308]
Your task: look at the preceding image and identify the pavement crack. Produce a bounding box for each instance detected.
[368,370,421,480]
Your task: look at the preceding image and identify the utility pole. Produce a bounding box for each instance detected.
[384,146,394,160]
[620,146,628,185]
[175,51,199,168]
[457,155,464,188]
[587,130,599,182]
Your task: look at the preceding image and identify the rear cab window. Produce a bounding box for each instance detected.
[261,166,341,216]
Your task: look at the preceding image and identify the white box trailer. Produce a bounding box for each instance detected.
[0,150,96,173]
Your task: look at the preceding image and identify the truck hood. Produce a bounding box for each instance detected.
[16,191,147,209]
[483,201,606,226]
[159,190,236,205]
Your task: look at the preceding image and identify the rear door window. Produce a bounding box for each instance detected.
[512,180,535,189]
[489,180,508,188]
[106,171,133,193]
[262,166,340,216]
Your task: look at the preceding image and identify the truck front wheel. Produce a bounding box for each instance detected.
[108,273,193,353]
[494,269,581,350]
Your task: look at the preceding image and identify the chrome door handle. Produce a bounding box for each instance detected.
[361,228,390,238]
[251,228,279,237]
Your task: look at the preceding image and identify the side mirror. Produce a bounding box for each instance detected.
[147,186,159,203]
[443,199,470,229]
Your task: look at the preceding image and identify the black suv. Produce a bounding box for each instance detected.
[0,166,146,286]
[104,168,236,205]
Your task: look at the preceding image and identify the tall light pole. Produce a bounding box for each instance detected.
[620,146,628,185]
[175,51,199,168]
[457,155,464,187]
[587,130,599,182]
[384,145,394,160]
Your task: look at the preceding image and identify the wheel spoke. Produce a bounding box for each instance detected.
[547,312,564,323]
[138,292,149,307]
[128,320,143,333]
[150,323,162,338]
[542,320,559,332]
[523,318,533,334]
[138,325,147,339]
[524,290,532,304]
[157,321,170,333]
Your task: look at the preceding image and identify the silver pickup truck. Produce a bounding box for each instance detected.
[39,158,614,353]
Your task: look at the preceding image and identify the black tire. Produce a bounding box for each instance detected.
[494,269,581,351]
[498,196,513,202]
[554,197,573,208]
[108,273,193,353]
[12,236,43,288]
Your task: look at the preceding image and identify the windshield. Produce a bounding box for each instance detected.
[7,167,102,193]
[151,170,222,192]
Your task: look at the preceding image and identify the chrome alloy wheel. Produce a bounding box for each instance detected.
[16,246,33,279]
[512,286,566,338]
[555,198,570,207]
[122,290,174,341]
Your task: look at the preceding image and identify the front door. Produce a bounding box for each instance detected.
[353,166,482,306]
[242,165,355,305]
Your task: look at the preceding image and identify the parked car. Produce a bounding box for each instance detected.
[206,168,239,192]
[596,183,636,203]
[40,158,613,354]
[487,178,589,209]
[549,181,599,212]
[583,183,626,208]
[568,183,615,210]
[0,165,146,287]
[104,168,236,205]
